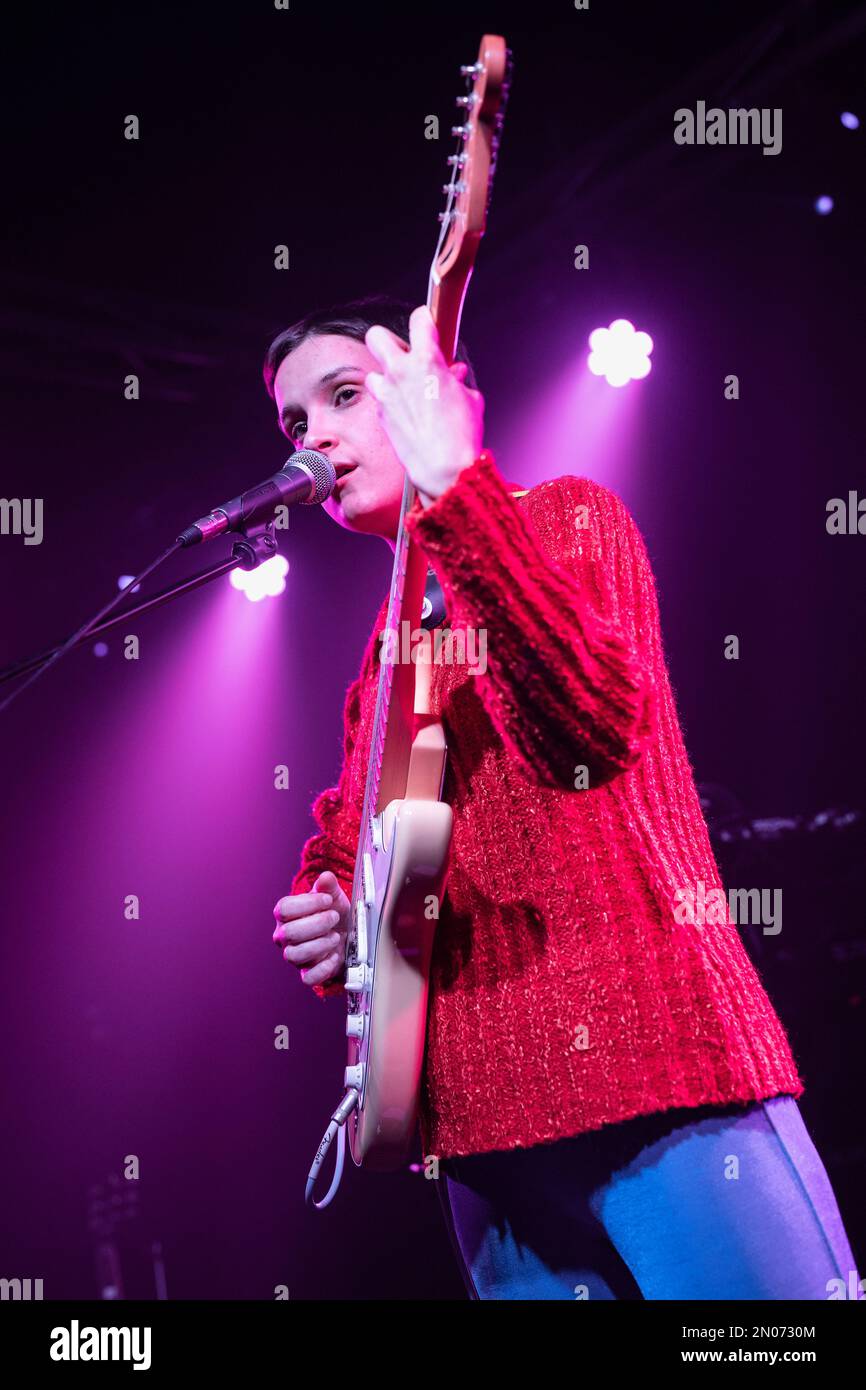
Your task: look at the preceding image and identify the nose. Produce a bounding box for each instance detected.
[303,413,336,453]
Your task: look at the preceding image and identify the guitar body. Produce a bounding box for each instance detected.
[348,793,453,1168]
[347,646,452,1168]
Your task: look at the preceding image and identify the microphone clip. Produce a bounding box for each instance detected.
[230,521,279,571]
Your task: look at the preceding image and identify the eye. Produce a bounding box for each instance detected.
[286,385,359,445]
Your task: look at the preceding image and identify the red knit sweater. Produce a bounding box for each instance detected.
[291,450,804,1160]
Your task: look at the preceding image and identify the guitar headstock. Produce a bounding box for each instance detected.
[429,34,512,359]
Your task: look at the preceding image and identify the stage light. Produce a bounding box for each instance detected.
[93,642,109,657]
[587,319,654,387]
[229,555,289,602]
[118,574,141,593]
[840,112,860,130]
[815,195,834,215]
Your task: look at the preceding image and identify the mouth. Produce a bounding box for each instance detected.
[333,463,358,492]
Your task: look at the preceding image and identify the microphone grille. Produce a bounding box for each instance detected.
[291,449,337,504]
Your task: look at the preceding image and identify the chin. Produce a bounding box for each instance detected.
[324,493,375,536]
[323,473,402,539]
[345,508,390,538]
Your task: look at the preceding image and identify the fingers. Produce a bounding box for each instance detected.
[408,304,443,361]
[300,949,345,988]
[364,323,410,372]
[365,306,441,376]
[271,875,349,985]
[282,927,343,969]
[364,369,385,401]
[313,871,349,912]
[313,870,342,895]
[273,890,332,922]
[273,906,342,950]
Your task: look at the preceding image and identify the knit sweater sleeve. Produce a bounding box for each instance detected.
[403,450,659,790]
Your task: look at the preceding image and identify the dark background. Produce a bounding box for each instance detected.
[1,0,864,1299]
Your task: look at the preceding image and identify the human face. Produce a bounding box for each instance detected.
[273,333,406,544]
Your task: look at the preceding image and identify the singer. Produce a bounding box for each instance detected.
[264,295,859,1301]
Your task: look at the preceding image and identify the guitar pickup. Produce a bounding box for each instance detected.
[363,851,376,907]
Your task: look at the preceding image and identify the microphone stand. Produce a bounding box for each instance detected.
[0,521,278,687]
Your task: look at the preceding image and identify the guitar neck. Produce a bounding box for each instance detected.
[352,35,511,891]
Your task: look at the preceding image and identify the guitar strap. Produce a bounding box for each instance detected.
[421,567,448,631]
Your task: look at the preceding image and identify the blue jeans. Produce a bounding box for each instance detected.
[436,1098,862,1300]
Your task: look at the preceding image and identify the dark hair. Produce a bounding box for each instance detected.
[262,293,478,398]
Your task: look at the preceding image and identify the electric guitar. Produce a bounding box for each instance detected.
[306,33,511,1207]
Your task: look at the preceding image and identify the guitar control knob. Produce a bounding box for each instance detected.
[344,964,371,994]
[346,1012,365,1040]
[344,1064,364,1090]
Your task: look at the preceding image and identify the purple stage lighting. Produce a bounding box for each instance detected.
[93,642,109,657]
[840,112,859,130]
[587,318,654,388]
[815,195,834,215]
[229,555,289,602]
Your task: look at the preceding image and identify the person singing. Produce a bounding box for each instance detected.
[266,295,860,1301]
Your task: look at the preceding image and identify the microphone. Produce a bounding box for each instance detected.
[177,450,336,547]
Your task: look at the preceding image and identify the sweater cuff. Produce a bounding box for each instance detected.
[404,449,509,581]
[407,448,498,526]
[403,448,540,613]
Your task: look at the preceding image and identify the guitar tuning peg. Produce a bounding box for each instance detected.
[455,94,478,108]
[460,62,483,76]
[451,125,471,140]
